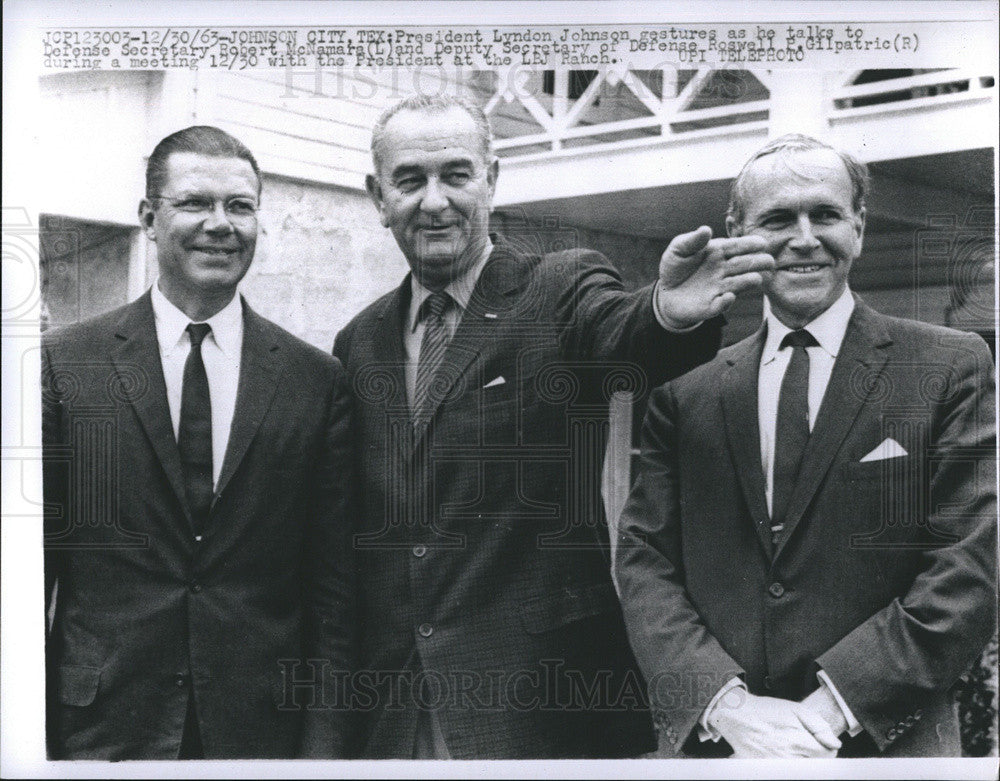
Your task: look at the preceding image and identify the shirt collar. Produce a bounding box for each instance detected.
[409,239,494,333]
[761,285,855,365]
[151,281,244,360]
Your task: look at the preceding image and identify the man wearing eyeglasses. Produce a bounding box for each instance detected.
[42,126,355,759]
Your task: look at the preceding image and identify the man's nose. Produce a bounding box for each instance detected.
[789,213,820,251]
[419,178,449,213]
[204,201,235,232]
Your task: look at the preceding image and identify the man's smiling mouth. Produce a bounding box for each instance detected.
[194,247,239,255]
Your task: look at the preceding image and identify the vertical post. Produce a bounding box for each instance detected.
[660,65,678,134]
[603,389,633,585]
[551,69,569,151]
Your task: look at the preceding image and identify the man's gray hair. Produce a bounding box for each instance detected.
[370,94,493,174]
[726,133,870,226]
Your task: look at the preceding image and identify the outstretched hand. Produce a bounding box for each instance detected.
[657,226,774,327]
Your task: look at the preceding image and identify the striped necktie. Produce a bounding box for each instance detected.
[413,291,452,423]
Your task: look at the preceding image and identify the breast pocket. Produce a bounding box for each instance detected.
[841,455,930,549]
[841,454,913,488]
[454,384,524,447]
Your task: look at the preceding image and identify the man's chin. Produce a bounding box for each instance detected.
[188,268,249,297]
[412,252,463,283]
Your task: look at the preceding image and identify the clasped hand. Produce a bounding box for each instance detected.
[708,690,843,758]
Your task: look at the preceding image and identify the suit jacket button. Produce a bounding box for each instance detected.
[418,623,433,637]
[886,728,897,740]
[413,545,427,558]
[768,582,785,598]
[175,674,188,687]
[905,716,916,727]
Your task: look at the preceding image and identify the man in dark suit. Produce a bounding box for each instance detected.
[43,126,354,759]
[332,94,774,758]
[615,134,996,758]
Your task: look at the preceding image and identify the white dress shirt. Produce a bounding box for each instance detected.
[151,283,243,489]
[701,285,862,742]
[758,285,855,515]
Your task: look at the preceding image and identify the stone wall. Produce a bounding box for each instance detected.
[246,175,408,352]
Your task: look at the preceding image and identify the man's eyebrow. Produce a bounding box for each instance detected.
[389,164,425,180]
[753,206,794,220]
[389,159,476,180]
[167,187,256,197]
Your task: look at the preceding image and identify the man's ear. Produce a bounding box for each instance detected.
[138,200,157,242]
[365,174,389,226]
[487,157,499,199]
[852,206,866,254]
[725,215,742,238]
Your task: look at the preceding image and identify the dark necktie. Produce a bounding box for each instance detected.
[413,291,452,423]
[771,328,818,546]
[179,323,213,528]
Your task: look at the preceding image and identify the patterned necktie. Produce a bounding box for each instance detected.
[413,291,452,423]
[771,328,818,547]
[179,323,213,528]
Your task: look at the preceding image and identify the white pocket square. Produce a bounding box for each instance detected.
[860,438,908,462]
[483,376,506,389]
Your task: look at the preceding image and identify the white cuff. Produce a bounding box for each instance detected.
[816,670,863,737]
[697,677,746,742]
[652,285,703,332]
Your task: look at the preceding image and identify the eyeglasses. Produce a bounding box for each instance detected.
[150,195,259,221]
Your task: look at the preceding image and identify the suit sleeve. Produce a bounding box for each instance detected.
[299,357,357,758]
[614,383,745,754]
[817,333,997,751]
[40,337,62,614]
[41,336,64,756]
[552,249,722,386]
[331,320,352,368]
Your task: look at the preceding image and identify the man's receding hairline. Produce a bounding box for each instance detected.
[743,147,855,189]
[371,95,493,175]
[727,134,869,226]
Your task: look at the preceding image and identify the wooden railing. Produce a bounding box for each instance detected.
[476,66,995,160]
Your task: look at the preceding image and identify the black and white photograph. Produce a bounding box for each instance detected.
[2,1,997,777]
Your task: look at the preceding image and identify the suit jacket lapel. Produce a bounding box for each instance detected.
[774,299,892,558]
[365,279,417,466]
[410,241,530,451]
[374,278,411,412]
[720,326,773,557]
[213,301,284,503]
[110,292,191,522]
